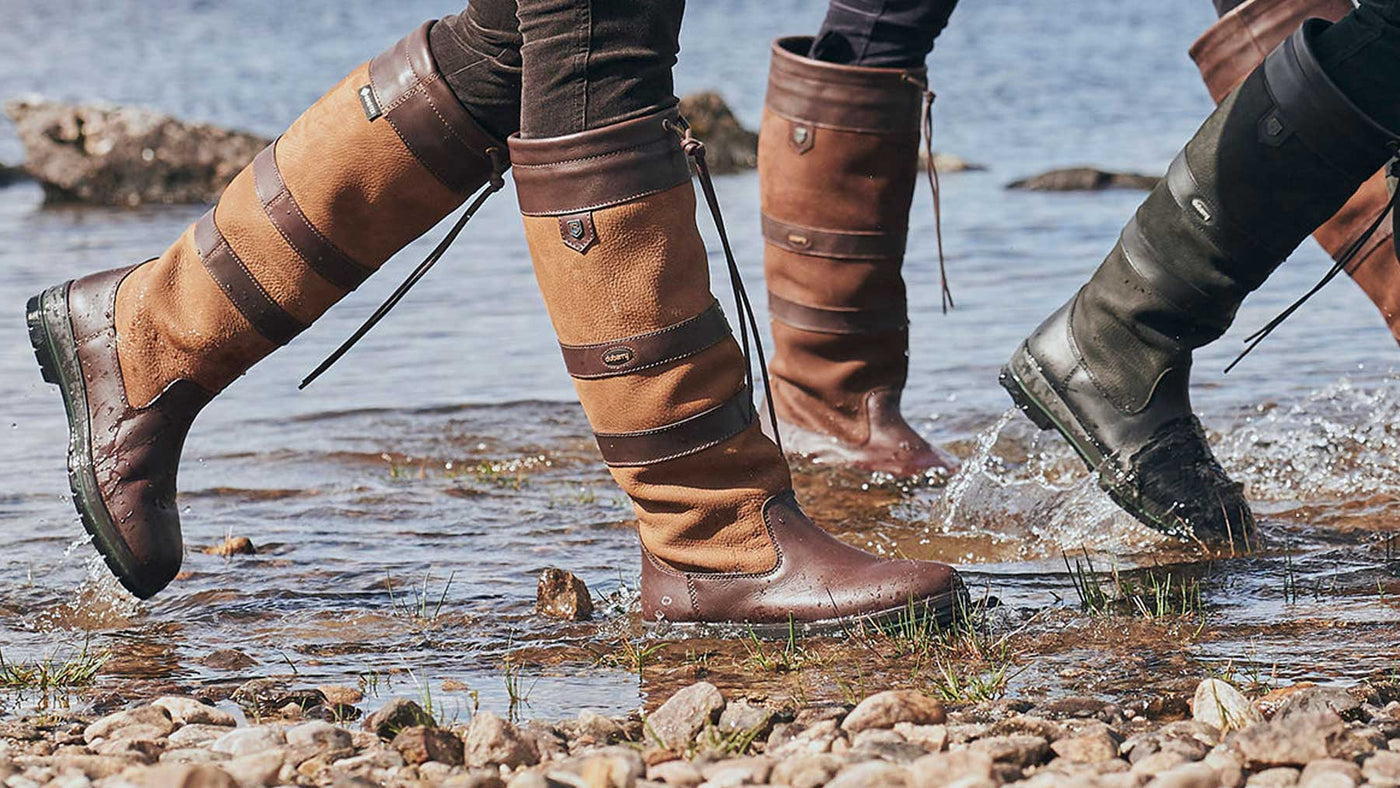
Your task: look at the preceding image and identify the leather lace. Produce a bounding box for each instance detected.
[1225,151,1400,373]
[664,116,784,455]
[300,148,509,388]
[904,74,953,313]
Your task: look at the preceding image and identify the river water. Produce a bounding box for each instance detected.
[1,0,1398,721]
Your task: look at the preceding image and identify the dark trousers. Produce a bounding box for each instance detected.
[427,0,957,143]
[429,0,682,140]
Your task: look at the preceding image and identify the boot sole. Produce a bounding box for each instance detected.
[642,583,968,639]
[26,285,157,599]
[999,345,1188,538]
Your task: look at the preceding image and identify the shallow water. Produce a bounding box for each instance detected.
[1,0,1398,721]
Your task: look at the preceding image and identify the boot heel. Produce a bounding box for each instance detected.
[999,366,1055,432]
[25,289,64,386]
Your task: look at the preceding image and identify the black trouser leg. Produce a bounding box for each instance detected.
[429,0,524,141]
[810,0,959,68]
[1315,0,1400,131]
[515,0,685,137]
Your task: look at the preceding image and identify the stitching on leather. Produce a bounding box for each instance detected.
[521,185,680,217]
[511,138,672,169]
[263,187,370,289]
[201,228,306,344]
[683,496,788,583]
[765,106,919,136]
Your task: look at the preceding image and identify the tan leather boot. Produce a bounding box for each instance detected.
[26,22,507,598]
[1191,0,1400,341]
[510,108,964,633]
[758,37,956,478]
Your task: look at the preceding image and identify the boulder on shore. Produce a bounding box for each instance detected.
[5,96,267,206]
[1007,166,1159,192]
[678,91,758,175]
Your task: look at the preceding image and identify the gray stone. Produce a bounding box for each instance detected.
[1007,167,1159,192]
[5,97,268,206]
[89,736,163,762]
[1052,730,1122,763]
[129,764,237,787]
[1362,750,1400,784]
[209,726,285,758]
[645,682,725,751]
[908,750,996,788]
[464,711,538,769]
[168,725,237,747]
[769,754,842,788]
[152,697,238,728]
[842,690,946,734]
[220,748,285,787]
[646,759,702,786]
[442,771,508,788]
[826,760,909,787]
[574,711,625,745]
[1230,710,1372,769]
[699,755,772,785]
[1194,679,1263,734]
[551,746,644,788]
[1299,758,1361,784]
[893,723,948,753]
[1276,688,1363,723]
[716,699,774,739]
[1246,767,1301,786]
[285,720,352,751]
[392,725,464,766]
[83,705,175,743]
[536,568,593,621]
[969,734,1051,768]
[1147,762,1222,788]
[851,728,928,764]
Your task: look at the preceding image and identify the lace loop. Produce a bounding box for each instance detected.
[1225,148,1400,373]
[300,153,509,389]
[904,73,953,313]
[665,116,784,454]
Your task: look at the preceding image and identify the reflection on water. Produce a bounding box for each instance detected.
[1,0,1398,720]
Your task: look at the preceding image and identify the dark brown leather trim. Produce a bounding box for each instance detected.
[1166,151,1275,263]
[761,214,907,261]
[561,302,731,380]
[767,36,924,133]
[595,388,755,467]
[368,20,508,194]
[251,143,372,292]
[768,292,907,335]
[193,209,307,347]
[509,107,693,216]
[558,212,598,254]
[1265,21,1399,180]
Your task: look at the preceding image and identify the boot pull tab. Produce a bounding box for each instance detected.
[664,116,784,455]
[904,73,953,314]
[1226,141,1400,373]
[299,149,509,389]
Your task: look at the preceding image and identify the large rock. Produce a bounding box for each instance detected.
[677,92,757,175]
[1229,710,1368,769]
[842,690,946,733]
[362,698,436,740]
[1007,166,1159,192]
[646,681,725,751]
[152,697,238,728]
[5,96,267,205]
[535,568,593,621]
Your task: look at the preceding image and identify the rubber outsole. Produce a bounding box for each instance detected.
[999,346,1189,539]
[26,286,159,599]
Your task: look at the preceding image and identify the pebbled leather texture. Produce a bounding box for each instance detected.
[1192,0,1400,344]
[641,492,961,625]
[758,34,950,477]
[66,266,214,597]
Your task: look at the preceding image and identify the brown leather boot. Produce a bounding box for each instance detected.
[509,108,964,633]
[25,23,507,599]
[1191,0,1400,341]
[757,37,956,478]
